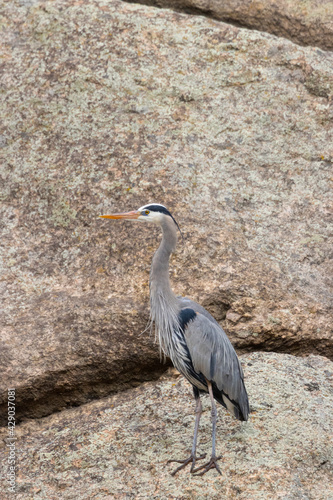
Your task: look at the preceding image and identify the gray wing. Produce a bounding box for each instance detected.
[183,310,249,421]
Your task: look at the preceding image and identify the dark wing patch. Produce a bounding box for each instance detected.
[178,308,197,332]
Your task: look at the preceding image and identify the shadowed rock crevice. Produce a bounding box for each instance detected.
[0,360,170,427]
[203,291,333,360]
[123,0,333,51]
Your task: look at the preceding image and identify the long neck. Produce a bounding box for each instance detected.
[149,217,179,357]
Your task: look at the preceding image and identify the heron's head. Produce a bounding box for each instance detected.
[99,203,181,232]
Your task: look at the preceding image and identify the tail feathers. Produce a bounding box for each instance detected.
[212,382,249,421]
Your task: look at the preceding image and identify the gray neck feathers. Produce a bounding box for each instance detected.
[149,216,180,359]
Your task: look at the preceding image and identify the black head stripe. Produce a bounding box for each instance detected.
[144,204,182,235]
[144,204,172,216]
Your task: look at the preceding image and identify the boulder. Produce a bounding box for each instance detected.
[1,353,332,498]
[127,0,333,51]
[1,0,332,422]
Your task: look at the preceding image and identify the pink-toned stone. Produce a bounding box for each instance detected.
[1,353,332,499]
[130,0,333,50]
[0,0,332,423]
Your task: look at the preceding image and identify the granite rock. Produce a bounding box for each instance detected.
[0,353,332,499]
[126,0,333,50]
[1,0,332,422]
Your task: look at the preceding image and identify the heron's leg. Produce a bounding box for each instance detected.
[167,388,206,476]
[192,381,222,476]
[191,394,202,456]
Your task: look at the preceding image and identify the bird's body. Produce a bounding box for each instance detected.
[148,211,249,422]
[100,203,249,475]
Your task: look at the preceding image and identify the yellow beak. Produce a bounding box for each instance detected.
[99,210,141,220]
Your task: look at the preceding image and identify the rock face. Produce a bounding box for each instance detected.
[1,353,332,499]
[1,0,333,422]
[127,0,333,51]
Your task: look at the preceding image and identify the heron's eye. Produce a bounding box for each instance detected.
[144,210,150,215]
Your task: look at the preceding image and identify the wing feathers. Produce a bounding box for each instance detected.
[183,311,249,421]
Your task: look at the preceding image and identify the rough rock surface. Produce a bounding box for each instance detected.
[1,353,332,499]
[126,0,333,51]
[1,0,333,422]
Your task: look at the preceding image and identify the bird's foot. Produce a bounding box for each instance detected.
[192,454,222,476]
[167,453,207,476]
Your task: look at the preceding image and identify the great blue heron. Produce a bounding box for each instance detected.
[100,203,249,476]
